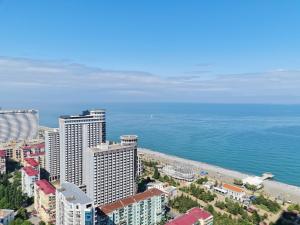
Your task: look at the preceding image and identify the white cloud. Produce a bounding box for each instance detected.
[0,56,300,103]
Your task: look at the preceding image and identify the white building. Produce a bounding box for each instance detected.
[56,182,95,225]
[98,188,167,225]
[0,209,15,225]
[59,109,106,187]
[21,166,40,197]
[146,181,165,191]
[83,138,137,206]
[0,109,39,143]
[45,128,60,181]
[222,183,246,202]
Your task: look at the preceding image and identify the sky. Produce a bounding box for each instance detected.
[0,0,300,104]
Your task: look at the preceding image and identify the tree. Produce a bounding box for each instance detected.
[39,221,46,225]
[153,167,160,179]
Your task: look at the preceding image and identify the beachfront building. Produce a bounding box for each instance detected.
[0,109,39,143]
[59,109,106,187]
[0,150,6,174]
[166,207,213,225]
[34,180,56,224]
[45,128,60,181]
[146,181,165,191]
[243,176,264,189]
[98,188,167,225]
[0,209,15,225]
[21,166,40,197]
[83,138,137,206]
[162,165,195,181]
[222,183,246,202]
[56,182,95,225]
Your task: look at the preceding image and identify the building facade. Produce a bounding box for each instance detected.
[0,109,39,143]
[56,182,95,225]
[45,128,60,181]
[21,166,40,197]
[166,207,213,225]
[0,150,6,174]
[98,188,167,225]
[34,180,56,224]
[59,109,106,187]
[222,183,246,202]
[83,139,137,206]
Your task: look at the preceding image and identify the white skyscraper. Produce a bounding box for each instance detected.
[56,182,95,225]
[45,128,60,181]
[83,135,138,206]
[0,109,39,143]
[59,110,106,187]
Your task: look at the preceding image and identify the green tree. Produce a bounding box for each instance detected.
[153,167,160,179]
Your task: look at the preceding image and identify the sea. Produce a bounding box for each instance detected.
[24,102,300,187]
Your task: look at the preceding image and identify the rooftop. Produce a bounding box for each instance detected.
[166,207,212,225]
[90,142,132,153]
[23,166,39,176]
[223,183,244,193]
[22,143,45,150]
[57,182,92,205]
[36,179,56,195]
[99,188,164,214]
[0,150,5,157]
[29,152,45,157]
[0,209,14,218]
[0,109,38,114]
[24,158,39,167]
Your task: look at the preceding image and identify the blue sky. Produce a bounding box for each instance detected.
[0,0,300,104]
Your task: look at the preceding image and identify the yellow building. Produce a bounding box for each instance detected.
[34,179,56,224]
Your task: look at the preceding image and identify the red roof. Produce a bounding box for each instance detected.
[0,150,5,157]
[99,188,164,214]
[223,183,243,193]
[24,158,39,167]
[36,179,56,195]
[23,166,39,176]
[29,152,45,157]
[22,143,45,150]
[166,208,212,225]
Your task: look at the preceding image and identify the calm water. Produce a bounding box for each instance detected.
[31,103,300,187]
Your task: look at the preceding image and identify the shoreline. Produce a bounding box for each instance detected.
[138,148,300,204]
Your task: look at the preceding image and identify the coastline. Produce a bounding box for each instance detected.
[138,148,300,204]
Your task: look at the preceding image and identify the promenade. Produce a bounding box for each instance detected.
[139,148,300,204]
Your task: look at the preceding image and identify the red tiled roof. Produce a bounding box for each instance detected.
[99,188,164,214]
[0,150,5,157]
[165,208,212,225]
[223,183,243,193]
[36,179,56,195]
[22,143,45,150]
[23,166,39,176]
[24,158,39,167]
[29,152,45,157]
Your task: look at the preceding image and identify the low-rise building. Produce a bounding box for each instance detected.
[23,158,40,171]
[166,207,213,225]
[27,152,45,168]
[163,186,177,199]
[34,180,56,224]
[0,150,6,174]
[146,181,165,191]
[0,209,15,225]
[162,165,195,182]
[222,183,246,202]
[21,166,39,197]
[98,188,167,225]
[56,182,95,225]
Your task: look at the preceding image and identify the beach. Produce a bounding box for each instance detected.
[139,148,300,204]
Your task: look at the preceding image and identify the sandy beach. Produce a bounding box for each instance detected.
[139,148,300,204]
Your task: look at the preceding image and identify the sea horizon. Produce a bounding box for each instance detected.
[3,102,299,187]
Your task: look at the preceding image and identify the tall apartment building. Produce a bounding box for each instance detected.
[34,180,56,224]
[45,128,60,181]
[83,136,138,206]
[98,188,167,225]
[56,182,95,225]
[0,109,39,143]
[59,109,106,187]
